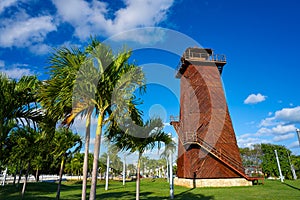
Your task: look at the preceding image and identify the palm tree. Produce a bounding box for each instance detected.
[140,156,150,177]
[64,153,84,178]
[0,74,41,166]
[8,126,42,199]
[0,73,43,199]
[52,128,82,200]
[32,154,43,182]
[127,163,136,177]
[85,42,145,200]
[38,45,95,200]
[67,153,83,179]
[39,38,145,200]
[109,118,172,200]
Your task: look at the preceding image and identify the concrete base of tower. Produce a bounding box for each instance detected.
[174,177,253,188]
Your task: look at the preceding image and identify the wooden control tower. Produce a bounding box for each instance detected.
[171,47,253,187]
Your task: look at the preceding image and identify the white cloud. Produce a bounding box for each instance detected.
[244,93,267,104]
[238,133,253,139]
[0,0,174,50]
[237,134,270,148]
[89,138,96,146]
[256,127,272,135]
[242,106,300,152]
[257,124,296,136]
[72,114,98,134]
[52,0,108,40]
[273,133,295,142]
[268,112,272,116]
[259,117,275,127]
[288,141,300,149]
[271,124,296,135]
[29,43,52,55]
[0,14,57,48]
[0,67,33,79]
[260,106,300,127]
[0,0,17,14]
[52,0,174,42]
[274,106,300,123]
[111,0,173,33]
[239,124,297,148]
[163,122,172,127]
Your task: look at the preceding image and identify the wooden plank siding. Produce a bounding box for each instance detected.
[172,57,245,179]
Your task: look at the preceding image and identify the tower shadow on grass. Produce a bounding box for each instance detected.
[96,191,152,199]
[96,190,214,200]
[175,192,214,200]
[283,183,300,191]
[174,188,214,200]
[0,182,214,200]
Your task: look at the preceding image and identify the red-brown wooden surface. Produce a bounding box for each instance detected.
[172,61,245,179]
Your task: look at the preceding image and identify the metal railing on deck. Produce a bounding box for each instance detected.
[211,54,226,62]
[183,51,226,62]
[183,52,209,60]
[181,132,246,176]
[175,52,226,75]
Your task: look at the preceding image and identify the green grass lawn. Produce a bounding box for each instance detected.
[1,178,300,200]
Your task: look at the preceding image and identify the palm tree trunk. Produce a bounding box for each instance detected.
[56,155,66,200]
[166,159,169,183]
[35,168,39,182]
[21,161,30,199]
[136,152,142,200]
[105,154,109,190]
[82,113,91,200]
[13,165,18,185]
[17,168,22,187]
[89,112,103,200]
[123,155,126,186]
[2,167,7,186]
[169,153,174,199]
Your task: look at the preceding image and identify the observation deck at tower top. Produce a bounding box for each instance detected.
[176,47,227,78]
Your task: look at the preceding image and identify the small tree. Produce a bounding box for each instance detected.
[51,128,82,200]
[239,144,263,176]
[109,118,172,200]
[85,41,145,200]
[261,143,292,179]
[38,43,95,200]
[0,74,41,171]
[9,127,42,199]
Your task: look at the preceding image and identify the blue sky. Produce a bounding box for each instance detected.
[1,0,300,160]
